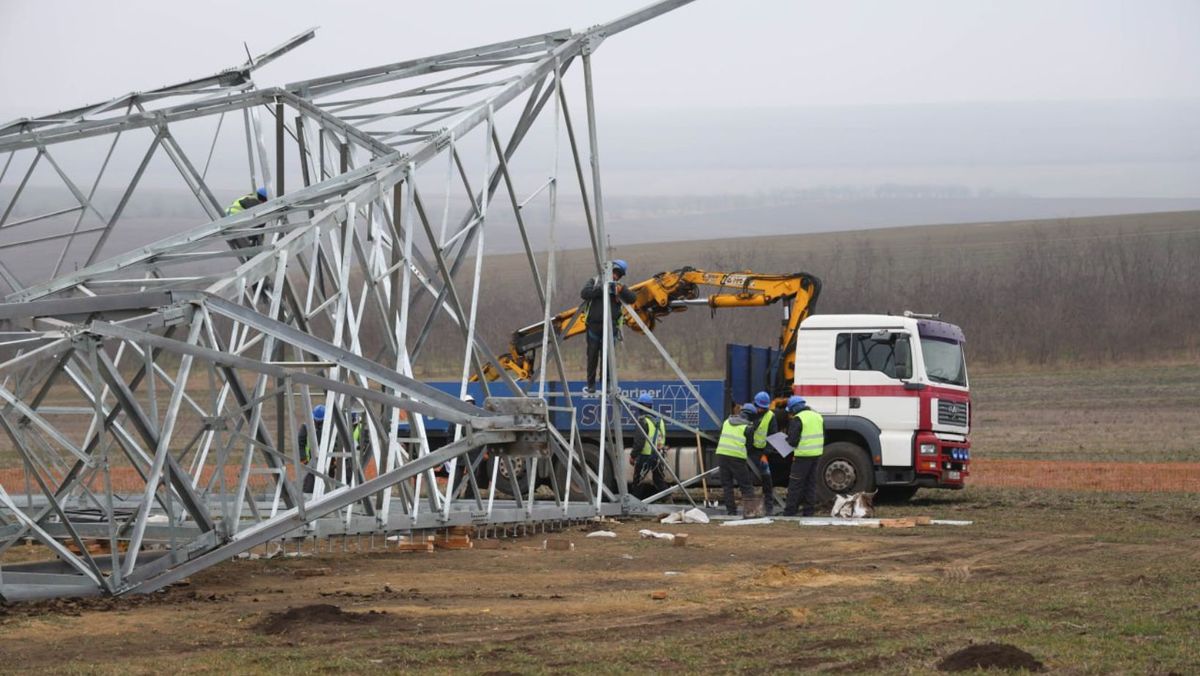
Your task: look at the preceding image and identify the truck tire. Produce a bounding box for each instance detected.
[552,442,616,501]
[876,485,919,503]
[474,454,529,497]
[815,442,875,504]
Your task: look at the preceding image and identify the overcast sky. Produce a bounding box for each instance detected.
[2,0,1198,118]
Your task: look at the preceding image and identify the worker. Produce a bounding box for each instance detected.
[226,187,268,216]
[750,390,778,515]
[782,395,825,517]
[298,404,327,492]
[579,259,636,394]
[630,392,668,494]
[715,402,760,517]
[226,187,269,248]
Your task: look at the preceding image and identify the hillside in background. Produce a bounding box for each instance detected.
[409,210,1200,378]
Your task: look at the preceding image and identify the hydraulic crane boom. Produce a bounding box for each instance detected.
[483,267,822,395]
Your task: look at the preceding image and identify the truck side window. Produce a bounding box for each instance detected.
[852,333,910,379]
[835,333,851,370]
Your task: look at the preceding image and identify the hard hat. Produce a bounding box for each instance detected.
[740,402,758,416]
[256,187,268,201]
[754,391,771,409]
[312,404,326,421]
[636,392,653,406]
[462,394,476,404]
[612,259,628,276]
[786,395,806,412]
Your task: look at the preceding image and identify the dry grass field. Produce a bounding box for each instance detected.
[1,212,1198,673]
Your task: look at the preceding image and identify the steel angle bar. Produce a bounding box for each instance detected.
[122,430,516,595]
[616,396,698,509]
[0,28,312,147]
[86,315,475,425]
[642,467,716,505]
[618,297,723,430]
[1,206,85,231]
[286,30,569,97]
[0,90,273,154]
[619,394,714,442]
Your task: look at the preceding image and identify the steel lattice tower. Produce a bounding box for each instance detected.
[0,1,709,600]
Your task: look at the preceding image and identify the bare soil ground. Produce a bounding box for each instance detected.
[1,487,1197,674]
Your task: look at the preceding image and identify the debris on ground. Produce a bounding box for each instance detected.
[638,529,676,541]
[937,643,1045,672]
[586,530,618,538]
[719,517,774,527]
[292,567,331,578]
[673,533,689,546]
[544,539,575,551]
[831,492,876,518]
[659,507,710,524]
[649,591,668,600]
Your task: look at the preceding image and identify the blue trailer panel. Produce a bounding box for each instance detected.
[414,379,726,437]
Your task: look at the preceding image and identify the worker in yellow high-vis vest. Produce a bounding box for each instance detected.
[630,392,668,494]
[783,395,825,516]
[750,390,778,515]
[715,403,759,516]
[225,187,269,248]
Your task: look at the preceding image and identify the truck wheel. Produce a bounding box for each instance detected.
[474,454,529,497]
[815,442,874,504]
[552,442,616,501]
[876,485,919,503]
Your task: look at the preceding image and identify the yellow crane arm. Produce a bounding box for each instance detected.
[481,267,822,393]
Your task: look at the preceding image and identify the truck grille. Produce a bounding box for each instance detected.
[937,399,968,427]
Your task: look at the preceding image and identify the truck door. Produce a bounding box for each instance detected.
[848,332,918,467]
[795,329,847,415]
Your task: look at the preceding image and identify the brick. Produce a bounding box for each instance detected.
[294,567,332,577]
[650,590,668,600]
[545,539,574,551]
[672,533,689,547]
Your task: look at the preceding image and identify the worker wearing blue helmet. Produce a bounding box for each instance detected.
[298,404,328,493]
[629,392,668,494]
[782,394,825,516]
[714,402,763,517]
[225,187,269,216]
[579,259,635,394]
[226,187,270,248]
[749,391,779,515]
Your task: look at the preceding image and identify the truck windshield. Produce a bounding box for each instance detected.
[920,338,967,386]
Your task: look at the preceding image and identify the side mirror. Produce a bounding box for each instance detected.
[894,335,913,380]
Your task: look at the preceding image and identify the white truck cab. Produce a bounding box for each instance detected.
[793,313,971,499]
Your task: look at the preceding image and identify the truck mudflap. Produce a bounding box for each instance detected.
[913,430,970,488]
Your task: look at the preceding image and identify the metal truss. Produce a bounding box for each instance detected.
[0,1,695,601]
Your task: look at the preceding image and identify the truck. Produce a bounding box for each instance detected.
[415,268,971,503]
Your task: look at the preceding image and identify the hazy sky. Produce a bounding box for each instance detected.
[2,0,1198,119]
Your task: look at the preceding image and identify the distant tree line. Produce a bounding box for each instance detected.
[405,217,1200,379]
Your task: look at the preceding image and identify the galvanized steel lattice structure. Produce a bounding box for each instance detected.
[0,1,702,601]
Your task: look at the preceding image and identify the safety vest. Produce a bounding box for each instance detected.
[752,409,774,449]
[715,418,749,459]
[353,423,362,448]
[640,416,664,456]
[225,193,257,216]
[794,409,825,458]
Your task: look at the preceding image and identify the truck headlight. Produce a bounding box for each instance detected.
[919,443,937,455]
